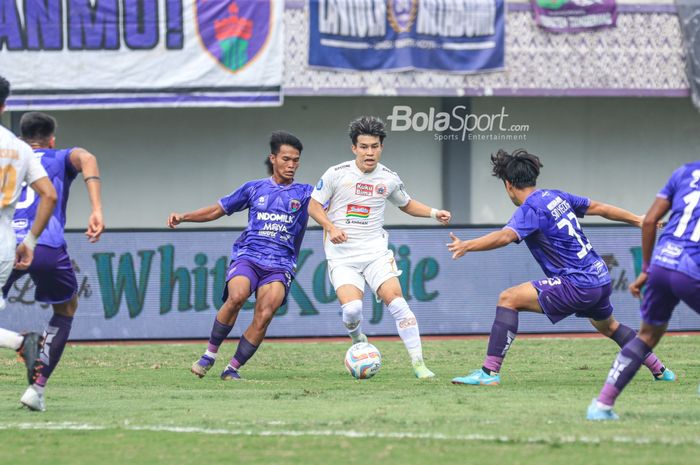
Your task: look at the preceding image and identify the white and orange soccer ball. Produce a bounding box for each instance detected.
[344,342,382,380]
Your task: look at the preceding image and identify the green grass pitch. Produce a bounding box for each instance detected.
[1,335,699,464]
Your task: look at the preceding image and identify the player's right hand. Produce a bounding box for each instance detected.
[629,272,648,298]
[447,232,467,259]
[14,243,34,270]
[327,226,347,244]
[167,213,184,228]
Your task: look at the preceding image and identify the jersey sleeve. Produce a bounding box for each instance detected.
[311,168,335,205]
[218,182,253,216]
[657,166,684,200]
[566,192,591,218]
[24,148,48,185]
[387,175,411,207]
[64,148,80,180]
[504,205,539,242]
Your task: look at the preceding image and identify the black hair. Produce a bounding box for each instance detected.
[0,76,10,107]
[490,148,543,188]
[269,131,303,155]
[349,116,386,145]
[264,157,273,175]
[20,112,57,141]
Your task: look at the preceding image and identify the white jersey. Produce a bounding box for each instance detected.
[0,125,47,259]
[312,160,411,260]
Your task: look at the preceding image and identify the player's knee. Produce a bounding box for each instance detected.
[341,300,363,326]
[226,290,249,308]
[497,289,518,308]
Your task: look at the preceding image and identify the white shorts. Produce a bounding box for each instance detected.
[328,249,402,297]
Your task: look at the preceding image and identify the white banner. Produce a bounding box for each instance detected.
[0,0,283,109]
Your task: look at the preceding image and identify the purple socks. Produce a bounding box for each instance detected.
[230,336,259,369]
[207,319,233,353]
[598,337,650,407]
[610,324,665,376]
[483,306,519,374]
[36,314,73,387]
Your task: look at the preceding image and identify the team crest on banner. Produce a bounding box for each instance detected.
[388,0,418,33]
[196,0,272,72]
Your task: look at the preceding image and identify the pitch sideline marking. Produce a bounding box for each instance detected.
[1,422,700,446]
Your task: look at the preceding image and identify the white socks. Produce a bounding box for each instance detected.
[0,328,23,350]
[387,298,423,363]
[342,300,364,340]
[205,350,218,359]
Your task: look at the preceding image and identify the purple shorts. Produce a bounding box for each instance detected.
[532,277,613,324]
[640,265,700,326]
[222,259,293,305]
[2,245,77,304]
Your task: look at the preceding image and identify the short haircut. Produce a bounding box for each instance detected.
[20,112,57,141]
[0,76,10,107]
[349,116,386,145]
[491,148,543,189]
[269,131,303,155]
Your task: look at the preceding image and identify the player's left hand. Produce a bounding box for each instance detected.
[436,210,451,225]
[86,210,105,243]
[447,232,467,259]
[629,272,648,298]
[14,243,34,270]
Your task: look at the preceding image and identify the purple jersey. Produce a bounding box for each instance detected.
[652,161,700,279]
[505,189,610,288]
[219,178,313,274]
[12,148,78,248]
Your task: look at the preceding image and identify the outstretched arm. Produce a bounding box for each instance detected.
[308,198,347,244]
[167,204,225,228]
[586,200,643,227]
[70,148,104,242]
[399,199,451,225]
[629,197,671,297]
[447,228,519,260]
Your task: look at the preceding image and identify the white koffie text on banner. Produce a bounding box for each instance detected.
[0,0,283,109]
[308,0,505,72]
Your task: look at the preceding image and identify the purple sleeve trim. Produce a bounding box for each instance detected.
[503,225,522,242]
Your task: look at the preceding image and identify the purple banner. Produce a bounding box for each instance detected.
[531,0,618,33]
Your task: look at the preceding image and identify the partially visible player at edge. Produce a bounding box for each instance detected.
[168,131,313,381]
[1,111,104,412]
[0,77,58,409]
[308,116,451,379]
[448,149,675,387]
[588,160,700,421]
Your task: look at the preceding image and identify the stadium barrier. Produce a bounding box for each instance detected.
[1,227,697,340]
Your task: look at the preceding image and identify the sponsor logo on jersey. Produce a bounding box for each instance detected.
[11,219,28,230]
[346,204,370,218]
[355,183,374,196]
[316,178,324,190]
[289,199,301,212]
[334,163,351,171]
[256,212,294,223]
[258,196,266,205]
[376,183,388,196]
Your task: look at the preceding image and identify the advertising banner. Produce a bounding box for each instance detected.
[531,0,618,33]
[0,0,283,109]
[308,0,504,72]
[1,227,697,340]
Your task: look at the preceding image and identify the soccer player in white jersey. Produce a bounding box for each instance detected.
[0,76,58,407]
[309,116,451,378]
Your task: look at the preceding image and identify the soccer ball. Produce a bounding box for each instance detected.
[344,342,382,380]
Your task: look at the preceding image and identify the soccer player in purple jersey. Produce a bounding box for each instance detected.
[447,149,674,386]
[0,111,104,411]
[167,131,313,381]
[587,161,700,420]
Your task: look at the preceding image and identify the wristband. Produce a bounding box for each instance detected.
[22,232,38,251]
[641,261,649,273]
[430,208,438,220]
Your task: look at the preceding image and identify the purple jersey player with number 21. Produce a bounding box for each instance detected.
[446,149,674,388]
[167,131,313,381]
